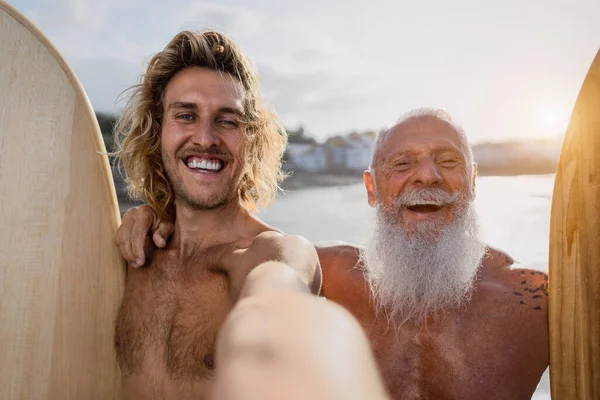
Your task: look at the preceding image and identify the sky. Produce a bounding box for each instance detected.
[7,0,600,143]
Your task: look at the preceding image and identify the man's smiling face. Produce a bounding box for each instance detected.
[160,66,247,210]
[365,116,475,239]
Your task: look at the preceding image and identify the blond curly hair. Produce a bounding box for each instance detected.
[113,30,287,220]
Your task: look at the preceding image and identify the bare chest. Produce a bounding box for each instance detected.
[365,308,546,400]
[115,256,233,384]
[324,264,548,400]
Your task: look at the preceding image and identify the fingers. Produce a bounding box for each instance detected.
[115,208,138,265]
[129,205,157,267]
[116,204,172,268]
[115,205,156,268]
[153,220,174,248]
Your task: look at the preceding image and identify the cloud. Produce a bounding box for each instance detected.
[16,0,148,61]
[9,0,600,142]
[22,0,126,31]
[257,64,393,136]
[177,1,264,40]
[70,57,143,112]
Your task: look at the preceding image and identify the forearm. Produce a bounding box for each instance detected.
[213,289,390,400]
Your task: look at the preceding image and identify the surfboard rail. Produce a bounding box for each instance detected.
[549,49,600,399]
[0,1,125,398]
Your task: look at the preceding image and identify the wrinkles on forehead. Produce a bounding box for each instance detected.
[372,116,470,170]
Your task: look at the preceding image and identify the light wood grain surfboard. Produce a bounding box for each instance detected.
[549,49,600,399]
[0,1,125,399]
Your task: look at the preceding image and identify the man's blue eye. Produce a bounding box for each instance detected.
[177,113,194,120]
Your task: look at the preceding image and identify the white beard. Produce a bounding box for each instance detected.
[361,192,487,327]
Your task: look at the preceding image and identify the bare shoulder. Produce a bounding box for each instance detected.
[314,240,363,273]
[474,246,549,368]
[243,231,319,268]
[313,241,368,298]
[244,231,321,294]
[479,246,549,313]
[251,230,315,252]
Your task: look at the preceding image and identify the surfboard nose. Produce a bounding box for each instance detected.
[0,3,125,399]
[549,48,600,400]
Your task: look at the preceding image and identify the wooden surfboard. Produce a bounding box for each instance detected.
[549,49,600,399]
[0,2,125,399]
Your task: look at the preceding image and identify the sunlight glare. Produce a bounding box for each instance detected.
[533,104,571,138]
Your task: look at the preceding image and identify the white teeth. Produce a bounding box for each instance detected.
[207,161,222,171]
[408,201,443,206]
[187,159,223,171]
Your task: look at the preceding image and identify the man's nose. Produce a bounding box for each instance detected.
[412,159,442,186]
[191,120,220,148]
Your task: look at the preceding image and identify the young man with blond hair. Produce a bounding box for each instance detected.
[112,30,328,399]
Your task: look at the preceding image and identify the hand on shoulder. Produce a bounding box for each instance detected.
[114,204,174,268]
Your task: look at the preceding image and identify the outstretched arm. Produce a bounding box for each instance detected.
[212,276,390,400]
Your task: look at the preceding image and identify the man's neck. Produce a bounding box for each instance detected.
[169,199,253,257]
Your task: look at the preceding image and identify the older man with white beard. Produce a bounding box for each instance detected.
[360,108,488,328]
[115,108,550,400]
[362,186,486,328]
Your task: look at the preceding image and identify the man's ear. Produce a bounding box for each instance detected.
[364,170,376,207]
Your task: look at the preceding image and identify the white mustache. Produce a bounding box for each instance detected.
[392,188,463,207]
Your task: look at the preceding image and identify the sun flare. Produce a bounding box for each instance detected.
[533,104,571,138]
